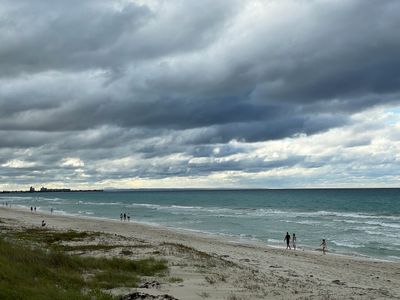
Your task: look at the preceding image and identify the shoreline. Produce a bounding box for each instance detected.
[1,205,400,299]
[3,204,397,263]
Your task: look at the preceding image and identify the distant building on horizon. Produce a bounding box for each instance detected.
[0,186,103,193]
[39,187,71,192]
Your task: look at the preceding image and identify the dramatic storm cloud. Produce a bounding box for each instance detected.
[1,0,400,189]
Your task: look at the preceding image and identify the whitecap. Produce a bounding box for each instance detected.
[331,240,363,248]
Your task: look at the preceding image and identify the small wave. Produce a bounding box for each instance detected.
[15,204,31,210]
[363,221,400,229]
[78,201,123,206]
[170,205,203,209]
[53,209,72,216]
[0,195,34,201]
[36,197,63,202]
[331,240,363,249]
[78,210,94,215]
[171,220,202,225]
[295,211,400,221]
[333,219,361,224]
[364,230,399,238]
[387,255,400,261]
[284,220,321,225]
[127,203,162,209]
[267,238,283,244]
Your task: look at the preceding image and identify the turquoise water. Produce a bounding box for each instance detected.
[1,189,399,261]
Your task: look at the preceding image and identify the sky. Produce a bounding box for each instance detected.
[1,0,400,190]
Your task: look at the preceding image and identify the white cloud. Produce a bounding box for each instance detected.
[1,159,36,168]
[60,158,85,168]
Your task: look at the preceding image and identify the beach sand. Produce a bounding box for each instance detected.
[1,206,399,299]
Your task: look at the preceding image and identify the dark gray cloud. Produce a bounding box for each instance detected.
[0,0,238,75]
[1,0,400,187]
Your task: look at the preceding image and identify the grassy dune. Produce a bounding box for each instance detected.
[0,227,167,300]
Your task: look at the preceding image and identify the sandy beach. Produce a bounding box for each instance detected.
[1,206,399,299]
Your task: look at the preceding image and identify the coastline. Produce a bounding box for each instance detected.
[7,203,396,263]
[1,206,400,299]
[2,189,399,264]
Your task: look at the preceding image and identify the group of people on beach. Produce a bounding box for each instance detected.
[120,212,130,222]
[284,232,328,254]
[29,206,54,214]
[284,232,297,250]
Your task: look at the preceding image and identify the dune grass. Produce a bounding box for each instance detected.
[14,228,99,244]
[0,232,167,300]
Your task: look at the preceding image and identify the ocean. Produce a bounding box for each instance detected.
[1,189,399,262]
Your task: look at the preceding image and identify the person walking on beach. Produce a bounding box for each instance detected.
[292,233,297,250]
[123,213,126,221]
[284,232,291,250]
[127,213,130,222]
[120,213,123,221]
[320,239,327,255]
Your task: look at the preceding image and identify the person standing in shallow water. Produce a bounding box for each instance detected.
[321,239,327,255]
[292,233,297,250]
[284,232,291,249]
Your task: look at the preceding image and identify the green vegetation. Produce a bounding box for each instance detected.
[168,276,183,283]
[162,242,214,260]
[60,244,120,252]
[120,249,133,256]
[0,228,167,300]
[162,242,238,270]
[13,228,100,244]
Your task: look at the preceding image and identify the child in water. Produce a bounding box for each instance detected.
[320,239,327,255]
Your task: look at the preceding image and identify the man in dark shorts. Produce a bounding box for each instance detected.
[284,232,291,249]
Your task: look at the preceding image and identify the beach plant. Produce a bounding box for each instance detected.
[120,249,133,256]
[204,275,217,284]
[13,228,100,245]
[0,235,167,300]
[59,244,120,252]
[168,276,183,283]
[226,294,245,300]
